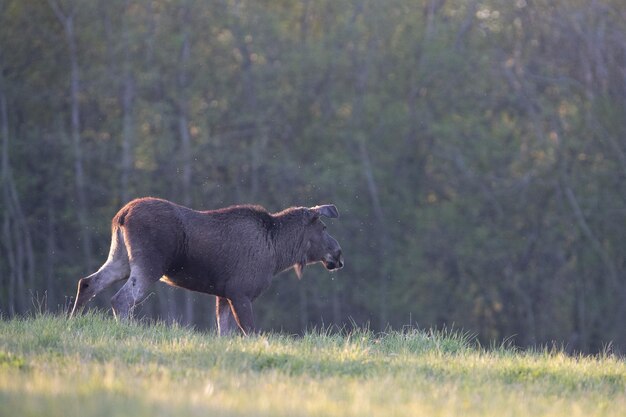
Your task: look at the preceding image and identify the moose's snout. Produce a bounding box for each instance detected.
[334,250,344,269]
[324,249,344,271]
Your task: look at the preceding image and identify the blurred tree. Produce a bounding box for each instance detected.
[0,0,625,352]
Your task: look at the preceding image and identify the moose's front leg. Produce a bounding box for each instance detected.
[228,297,255,336]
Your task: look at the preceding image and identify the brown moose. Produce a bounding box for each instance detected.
[70,197,344,335]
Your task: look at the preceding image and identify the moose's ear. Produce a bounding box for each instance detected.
[310,204,339,219]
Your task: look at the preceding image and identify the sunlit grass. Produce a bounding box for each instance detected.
[0,313,624,416]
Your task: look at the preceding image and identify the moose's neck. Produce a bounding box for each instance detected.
[271,210,307,275]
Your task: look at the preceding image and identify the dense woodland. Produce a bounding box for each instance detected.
[1,0,625,353]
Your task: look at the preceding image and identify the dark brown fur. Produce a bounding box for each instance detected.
[70,197,343,335]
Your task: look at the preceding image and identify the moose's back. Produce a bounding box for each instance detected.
[161,204,278,294]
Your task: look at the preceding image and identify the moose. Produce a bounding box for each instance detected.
[70,197,344,335]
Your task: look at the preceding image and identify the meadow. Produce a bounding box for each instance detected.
[0,313,624,417]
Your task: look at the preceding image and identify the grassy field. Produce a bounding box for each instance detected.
[0,313,624,417]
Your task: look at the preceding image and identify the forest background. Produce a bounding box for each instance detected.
[1,0,625,353]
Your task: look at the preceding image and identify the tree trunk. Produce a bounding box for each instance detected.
[120,72,134,204]
[178,11,192,207]
[299,282,309,331]
[358,140,393,329]
[68,17,93,271]
[120,0,135,204]
[231,0,265,200]
[48,0,94,271]
[45,204,57,310]
[1,76,35,314]
[347,8,393,329]
[1,85,16,315]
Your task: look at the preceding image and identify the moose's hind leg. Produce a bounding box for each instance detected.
[111,266,161,320]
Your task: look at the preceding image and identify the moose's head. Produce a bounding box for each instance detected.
[294,204,343,279]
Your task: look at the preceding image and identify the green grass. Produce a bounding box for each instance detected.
[0,313,624,416]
